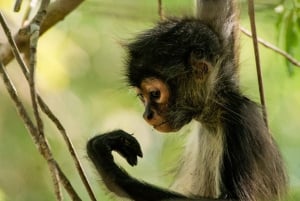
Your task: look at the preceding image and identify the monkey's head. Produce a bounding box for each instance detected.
[126,19,221,133]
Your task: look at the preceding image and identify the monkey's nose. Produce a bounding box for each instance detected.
[143,109,154,120]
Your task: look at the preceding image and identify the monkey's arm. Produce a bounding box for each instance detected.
[87,130,229,201]
[87,130,188,201]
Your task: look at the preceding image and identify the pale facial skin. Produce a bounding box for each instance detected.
[135,77,177,133]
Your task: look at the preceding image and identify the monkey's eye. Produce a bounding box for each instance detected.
[150,90,160,100]
[137,93,145,102]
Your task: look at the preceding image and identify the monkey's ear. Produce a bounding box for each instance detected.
[189,53,212,80]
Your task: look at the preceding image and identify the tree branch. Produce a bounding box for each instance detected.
[158,0,165,20]
[0,0,84,65]
[27,0,63,199]
[247,0,269,129]
[0,61,82,201]
[240,26,300,68]
[13,0,23,12]
[0,11,83,200]
[0,1,97,199]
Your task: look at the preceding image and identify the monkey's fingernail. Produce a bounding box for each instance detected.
[137,150,143,157]
[129,157,138,166]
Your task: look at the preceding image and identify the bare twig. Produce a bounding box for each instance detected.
[53,160,82,201]
[26,0,63,199]
[28,0,49,150]
[158,0,164,20]
[240,26,300,68]
[0,0,84,65]
[50,167,63,201]
[14,0,23,12]
[0,61,82,201]
[0,12,60,200]
[0,62,37,136]
[37,96,98,201]
[0,5,97,201]
[0,12,29,77]
[31,2,97,195]
[247,0,268,129]
[28,21,45,134]
[0,11,84,201]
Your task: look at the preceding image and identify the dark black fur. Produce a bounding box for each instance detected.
[126,18,221,88]
[87,130,196,201]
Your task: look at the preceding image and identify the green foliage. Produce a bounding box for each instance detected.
[276,0,300,75]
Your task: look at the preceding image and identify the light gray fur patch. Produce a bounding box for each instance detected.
[171,123,224,198]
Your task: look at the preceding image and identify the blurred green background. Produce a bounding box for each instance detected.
[0,0,299,200]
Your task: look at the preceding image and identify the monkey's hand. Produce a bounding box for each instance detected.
[87,130,143,167]
[105,130,143,166]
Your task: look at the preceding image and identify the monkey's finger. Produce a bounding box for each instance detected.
[130,140,143,158]
[126,154,138,166]
[115,146,140,165]
[117,131,143,157]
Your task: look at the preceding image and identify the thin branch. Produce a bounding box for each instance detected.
[0,14,63,199]
[247,0,269,129]
[0,61,82,201]
[0,12,84,201]
[240,26,300,68]
[14,0,23,12]
[37,96,98,201]
[27,0,63,199]
[0,0,84,65]
[0,7,97,201]
[0,61,37,137]
[50,166,63,201]
[28,0,49,149]
[0,12,29,78]
[54,160,82,201]
[158,0,164,20]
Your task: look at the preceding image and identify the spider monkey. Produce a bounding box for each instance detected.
[87,0,288,200]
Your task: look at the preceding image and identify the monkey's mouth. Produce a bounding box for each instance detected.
[153,121,168,129]
[153,121,180,133]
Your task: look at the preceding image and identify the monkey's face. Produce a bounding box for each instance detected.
[135,77,179,133]
[134,57,214,133]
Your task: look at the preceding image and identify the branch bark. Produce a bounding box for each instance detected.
[247,0,269,129]
[0,0,84,65]
[240,26,300,68]
[0,60,82,201]
[158,0,165,20]
[1,1,98,200]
